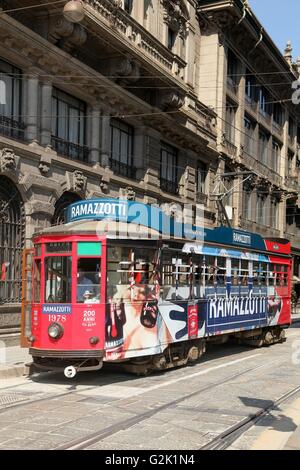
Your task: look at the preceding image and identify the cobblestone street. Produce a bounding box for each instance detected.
[0,325,299,451]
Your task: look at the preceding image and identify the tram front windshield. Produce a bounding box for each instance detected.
[77,259,101,304]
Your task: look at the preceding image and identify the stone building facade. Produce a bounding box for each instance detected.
[0,0,300,336]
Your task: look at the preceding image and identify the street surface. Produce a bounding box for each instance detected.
[0,325,299,450]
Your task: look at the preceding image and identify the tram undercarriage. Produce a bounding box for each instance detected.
[29,325,287,378]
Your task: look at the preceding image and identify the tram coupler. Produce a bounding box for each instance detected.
[64,359,103,378]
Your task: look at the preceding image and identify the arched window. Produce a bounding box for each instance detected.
[0,176,25,304]
[52,192,82,225]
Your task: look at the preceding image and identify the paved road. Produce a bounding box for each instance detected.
[0,324,299,450]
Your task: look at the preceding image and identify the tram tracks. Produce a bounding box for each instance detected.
[199,385,300,450]
[53,361,277,450]
[0,352,297,451]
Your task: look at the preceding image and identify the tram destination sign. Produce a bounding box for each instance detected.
[66,199,128,222]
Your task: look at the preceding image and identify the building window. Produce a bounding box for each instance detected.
[272,140,281,173]
[244,116,255,155]
[110,119,136,178]
[168,28,176,51]
[273,103,283,127]
[287,151,294,177]
[197,161,207,194]
[259,130,269,166]
[0,59,24,140]
[257,194,267,225]
[259,87,271,116]
[245,69,256,102]
[0,176,25,304]
[124,0,133,14]
[225,101,236,143]
[51,88,88,162]
[289,117,295,141]
[271,199,279,229]
[160,142,178,194]
[227,49,238,90]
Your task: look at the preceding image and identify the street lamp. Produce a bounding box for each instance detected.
[63,0,85,23]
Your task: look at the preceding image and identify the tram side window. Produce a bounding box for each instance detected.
[269,264,275,286]
[216,257,226,286]
[34,259,41,303]
[194,255,204,298]
[253,262,267,287]
[107,246,156,301]
[205,256,217,286]
[241,260,249,286]
[232,259,240,286]
[77,259,101,304]
[162,252,190,301]
[45,257,71,303]
[275,265,288,287]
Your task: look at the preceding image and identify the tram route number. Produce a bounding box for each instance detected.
[48,314,67,323]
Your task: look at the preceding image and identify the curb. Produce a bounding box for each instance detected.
[0,364,30,380]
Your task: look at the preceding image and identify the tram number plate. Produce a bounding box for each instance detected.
[48,314,67,323]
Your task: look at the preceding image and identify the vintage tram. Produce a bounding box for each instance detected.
[21,199,292,377]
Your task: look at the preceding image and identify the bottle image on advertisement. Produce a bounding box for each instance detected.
[140,298,158,328]
[105,298,126,357]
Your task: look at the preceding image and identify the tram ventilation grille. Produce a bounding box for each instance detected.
[30,348,103,358]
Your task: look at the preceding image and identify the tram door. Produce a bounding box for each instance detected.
[37,240,106,352]
[72,241,106,351]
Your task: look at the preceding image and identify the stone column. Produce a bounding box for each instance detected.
[100,109,111,168]
[40,81,52,148]
[90,105,101,165]
[25,73,39,145]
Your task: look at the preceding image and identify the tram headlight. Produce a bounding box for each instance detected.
[48,322,64,340]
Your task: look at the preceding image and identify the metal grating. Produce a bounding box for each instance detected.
[0,393,28,407]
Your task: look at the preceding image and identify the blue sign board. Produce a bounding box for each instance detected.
[65,198,267,251]
[42,305,72,314]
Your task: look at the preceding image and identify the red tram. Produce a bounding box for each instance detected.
[21,199,292,377]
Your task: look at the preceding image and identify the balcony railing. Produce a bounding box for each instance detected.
[84,0,186,81]
[0,115,25,141]
[223,137,237,158]
[243,150,282,187]
[51,136,89,162]
[272,121,283,137]
[109,158,137,179]
[160,177,179,195]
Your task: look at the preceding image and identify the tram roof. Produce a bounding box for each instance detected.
[34,220,164,240]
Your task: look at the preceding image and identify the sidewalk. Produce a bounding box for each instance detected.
[0,344,30,380]
[250,397,300,450]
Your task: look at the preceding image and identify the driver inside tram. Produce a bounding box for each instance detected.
[77,259,101,303]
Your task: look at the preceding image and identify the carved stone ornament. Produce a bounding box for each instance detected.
[38,155,51,176]
[0,148,17,173]
[160,91,185,110]
[162,0,189,36]
[73,170,87,193]
[109,57,141,85]
[110,0,122,25]
[49,15,87,50]
[99,173,110,193]
[120,186,136,201]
